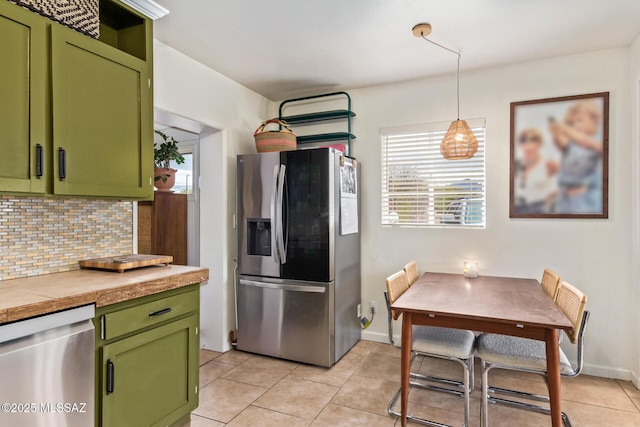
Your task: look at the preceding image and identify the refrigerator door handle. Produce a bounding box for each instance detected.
[239,279,326,293]
[276,164,287,263]
[270,165,280,264]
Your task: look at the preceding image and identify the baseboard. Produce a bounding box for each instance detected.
[200,342,231,353]
[631,369,640,388]
[362,330,397,344]
[582,363,632,381]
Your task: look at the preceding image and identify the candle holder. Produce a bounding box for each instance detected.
[463,261,478,278]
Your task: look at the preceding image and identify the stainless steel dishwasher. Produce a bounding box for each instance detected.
[0,304,95,427]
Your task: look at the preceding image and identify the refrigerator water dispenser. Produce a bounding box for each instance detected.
[247,219,271,256]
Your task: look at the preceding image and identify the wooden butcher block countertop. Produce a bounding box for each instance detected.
[0,265,209,325]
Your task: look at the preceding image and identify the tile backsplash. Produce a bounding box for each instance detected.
[0,196,133,281]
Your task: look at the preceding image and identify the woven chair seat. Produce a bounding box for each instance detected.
[412,326,476,360]
[477,333,573,375]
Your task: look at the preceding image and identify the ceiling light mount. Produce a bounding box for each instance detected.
[412,23,432,38]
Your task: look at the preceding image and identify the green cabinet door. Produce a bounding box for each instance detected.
[0,2,47,193]
[100,314,199,427]
[51,23,153,198]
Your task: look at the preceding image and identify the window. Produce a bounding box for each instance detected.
[171,152,193,195]
[381,119,486,228]
[169,138,199,197]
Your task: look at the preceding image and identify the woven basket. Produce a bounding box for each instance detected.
[254,119,297,153]
[9,0,99,38]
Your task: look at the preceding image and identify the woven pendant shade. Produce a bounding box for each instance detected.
[440,119,478,160]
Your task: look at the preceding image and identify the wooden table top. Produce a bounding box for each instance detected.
[392,272,572,330]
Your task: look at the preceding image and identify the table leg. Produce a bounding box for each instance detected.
[545,329,562,427]
[400,312,412,426]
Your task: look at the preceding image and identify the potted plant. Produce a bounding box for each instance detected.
[154,130,185,191]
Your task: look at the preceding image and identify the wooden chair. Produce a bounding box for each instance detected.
[541,268,561,300]
[478,281,589,427]
[404,260,419,287]
[384,270,476,427]
[542,269,565,345]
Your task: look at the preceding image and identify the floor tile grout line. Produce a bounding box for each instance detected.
[329,400,395,419]
[190,413,221,423]
[253,403,313,424]
[615,378,640,400]
[234,404,311,426]
[211,377,270,425]
[208,361,238,369]
[560,397,640,414]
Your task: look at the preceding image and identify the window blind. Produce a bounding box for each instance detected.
[380,119,486,228]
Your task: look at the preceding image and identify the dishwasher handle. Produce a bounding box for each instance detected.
[106,360,115,395]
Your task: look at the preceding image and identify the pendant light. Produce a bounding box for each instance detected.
[412,23,478,160]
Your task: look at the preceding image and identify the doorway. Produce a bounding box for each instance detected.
[150,108,228,351]
[155,127,201,266]
[149,108,206,267]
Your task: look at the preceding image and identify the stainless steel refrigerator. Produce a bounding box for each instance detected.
[236,148,361,367]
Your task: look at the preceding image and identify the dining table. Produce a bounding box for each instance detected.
[391,272,573,427]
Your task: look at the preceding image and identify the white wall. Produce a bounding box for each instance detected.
[630,35,640,387]
[353,48,633,379]
[154,40,270,351]
[154,36,639,377]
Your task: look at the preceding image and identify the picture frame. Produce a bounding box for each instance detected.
[509,92,609,219]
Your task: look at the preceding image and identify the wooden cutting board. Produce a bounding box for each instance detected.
[79,254,173,273]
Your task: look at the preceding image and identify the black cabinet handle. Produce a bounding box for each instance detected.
[149,307,172,317]
[106,360,115,395]
[35,144,43,178]
[58,148,66,181]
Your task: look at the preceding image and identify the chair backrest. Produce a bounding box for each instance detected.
[404,260,419,287]
[385,270,410,320]
[541,268,561,300]
[555,281,587,344]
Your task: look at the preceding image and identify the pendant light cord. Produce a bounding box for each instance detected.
[421,35,461,120]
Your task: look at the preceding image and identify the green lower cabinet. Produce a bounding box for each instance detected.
[101,315,199,427]
[95,285,200,427]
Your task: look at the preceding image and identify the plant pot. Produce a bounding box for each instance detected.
[154,167,177,192]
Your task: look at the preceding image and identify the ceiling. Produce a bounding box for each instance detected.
[154,126,198,143]
[153,0,640,101]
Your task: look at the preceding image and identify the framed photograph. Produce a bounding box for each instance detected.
[510,92,609,218]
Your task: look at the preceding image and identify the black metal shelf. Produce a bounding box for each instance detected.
[281,110,356,125]
[296,132,357,145]
[279,92,355,155]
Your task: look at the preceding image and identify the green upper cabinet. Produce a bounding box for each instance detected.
[51,22,153,198]
[0,0,154,199]
[0,2,47,194]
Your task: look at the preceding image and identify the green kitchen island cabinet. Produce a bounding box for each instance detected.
[0,0,154,199]
[94,284,200,427]
[0,2,47,194]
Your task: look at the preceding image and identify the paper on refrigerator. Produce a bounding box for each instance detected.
[340,158,358,235]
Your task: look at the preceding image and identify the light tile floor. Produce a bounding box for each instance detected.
[188,340,640,426]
